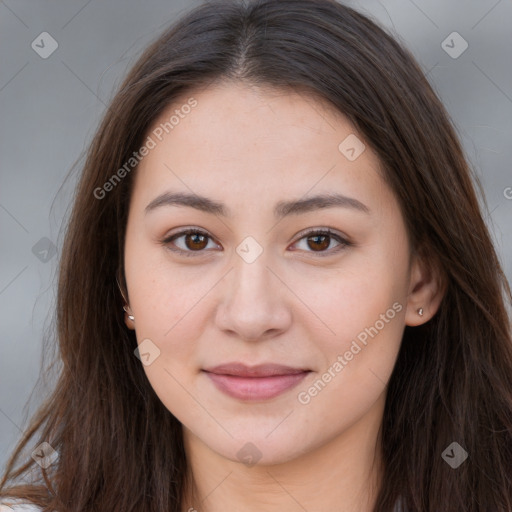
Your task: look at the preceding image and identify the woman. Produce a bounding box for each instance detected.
[1,0,512,510]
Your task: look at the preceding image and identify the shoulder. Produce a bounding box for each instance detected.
[0,500,43,512]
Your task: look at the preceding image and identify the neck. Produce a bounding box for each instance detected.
[181,394,385,512]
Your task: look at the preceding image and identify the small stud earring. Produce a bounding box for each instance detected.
[417,307,424,316]
[123,305,135,322]
[117,275,135,322]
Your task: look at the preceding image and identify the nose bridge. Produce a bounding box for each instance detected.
[214,243,291,340]
[233,248,274,300]
[231,234,276,302]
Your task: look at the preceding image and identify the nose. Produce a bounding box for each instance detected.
[214,253,293,342]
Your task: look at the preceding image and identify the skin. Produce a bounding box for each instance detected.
[123,81,444,512]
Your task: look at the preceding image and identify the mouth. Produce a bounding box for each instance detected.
[202,363,312,401]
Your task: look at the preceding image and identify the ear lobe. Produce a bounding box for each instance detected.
[117,271,135,330]
[405,247,446,326]
[123,305,136,330]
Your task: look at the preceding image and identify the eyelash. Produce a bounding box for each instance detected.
[160,227,351,258]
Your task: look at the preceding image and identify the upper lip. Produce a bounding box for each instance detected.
[203,363,310,377]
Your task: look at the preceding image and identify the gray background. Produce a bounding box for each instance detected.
[1,0,511,471]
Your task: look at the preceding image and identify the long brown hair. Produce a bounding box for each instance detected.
[2,0,512,510]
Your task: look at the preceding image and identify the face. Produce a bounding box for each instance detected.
[123,81,416,466]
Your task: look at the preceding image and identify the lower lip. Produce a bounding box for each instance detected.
[204,371,310,401]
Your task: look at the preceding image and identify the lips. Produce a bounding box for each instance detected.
[203,362,310,377]
[202,362,311,401]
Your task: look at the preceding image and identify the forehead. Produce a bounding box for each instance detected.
[132,81,391,216]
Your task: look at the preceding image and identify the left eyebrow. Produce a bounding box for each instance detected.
[144,191,371,218]
[145,191,228,217]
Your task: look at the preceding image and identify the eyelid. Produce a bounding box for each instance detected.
[161,227,221,257]
[288,227,351,256]
[161,226,351,257]
[292,226,348,243]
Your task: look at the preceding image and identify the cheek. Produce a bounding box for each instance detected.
[294,271,405,429]
[291,245,407,411]
[129,268,208,423]
[131,279,205,364]
[124,241,209,403]
[125,231,209,337]
[294,255,406,350]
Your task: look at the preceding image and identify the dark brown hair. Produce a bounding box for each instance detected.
[2,0,512,510]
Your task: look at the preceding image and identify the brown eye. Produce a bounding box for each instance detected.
[291,229,350,256]
[306,233,331,251]
[184,232,208,250]
[162,228,220,257]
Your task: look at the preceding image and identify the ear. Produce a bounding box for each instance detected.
[405,246,446,326]
[117,269,135,330]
